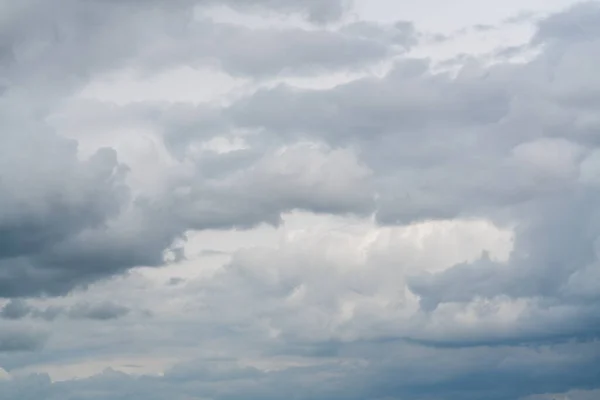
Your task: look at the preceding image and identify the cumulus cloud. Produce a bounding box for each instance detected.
[0,118,129,297]
[0,0,405,298]
[1,0,600,399]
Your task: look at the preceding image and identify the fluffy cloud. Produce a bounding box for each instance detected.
[0,0,403,298]
[1,0,600,399]
[227,40,596,224]
[0,117,129,297]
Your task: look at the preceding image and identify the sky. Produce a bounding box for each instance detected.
[1,0,600,399]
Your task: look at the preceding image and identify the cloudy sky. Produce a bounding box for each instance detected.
[1,0,600,399]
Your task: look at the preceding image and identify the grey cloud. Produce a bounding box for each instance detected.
[228,57,513,149]
[533,2,600,44]
[503,10,538,25]
[30,306,63,322]
[0,327,47,352]
[0,113,130,298]
[0,130,127,258]
[524,389,600,400]
[226,61,531,222]
[75,0,353,23]
[226,7,600,225]
[0,0,394,103]
[0,0,403,299]
[1,0,597,309]
[123,17,408,79]
[178,0,600,354]
[0,341,598,400]
[221,0,354,24]
[174,20,401,77]
[1,2,600,400]
[67,301,130,321]
[339,20,418,47]
[162,143,375,231]
[0,300,30,320]
[189,218,596,350]
[0,110,373,298]
[168,277,186,286]
[0,300,130,321]
[407,190,600,310]
[403,304,600,348]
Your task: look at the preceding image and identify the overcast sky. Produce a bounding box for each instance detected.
[1,0,600,399]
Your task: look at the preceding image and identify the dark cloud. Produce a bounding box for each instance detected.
[0,327,47,352]
[0,300,130,321]
[0,128,372,298]
[0,115,130,297]
[0,341,598,399]
[0,300,30,320]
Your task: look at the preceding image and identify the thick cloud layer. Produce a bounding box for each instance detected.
[1,0,600,399]
[0,341,598,400]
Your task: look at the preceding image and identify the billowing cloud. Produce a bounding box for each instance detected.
[0,0,404,298]
[1,1,600,399]
[0,118,129,297]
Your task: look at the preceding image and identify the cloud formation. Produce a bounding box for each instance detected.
[0,341,598,400]
[0,299,130,321]
[0,327,47,353]
[1,0,600,399]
